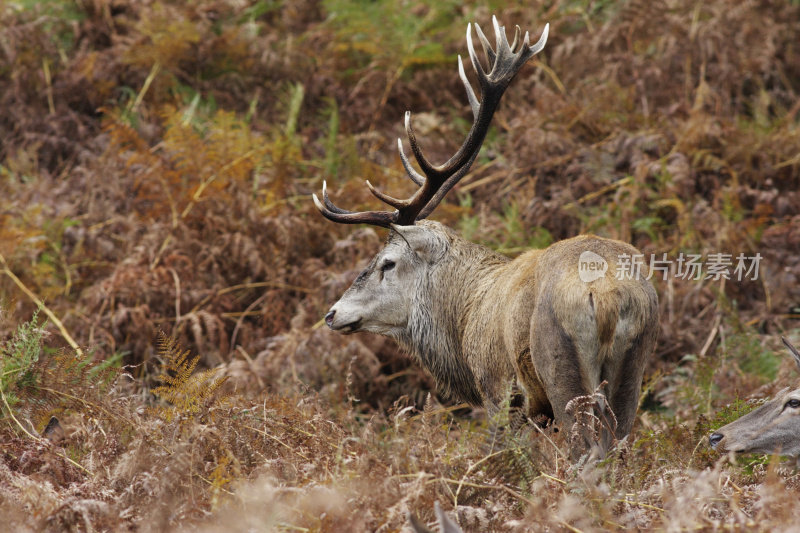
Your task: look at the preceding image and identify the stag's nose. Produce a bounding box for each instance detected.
[325,310,336,328]
[708,432,724,449]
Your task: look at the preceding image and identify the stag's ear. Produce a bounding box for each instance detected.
[390,224,448,264]
[782,337,800,373]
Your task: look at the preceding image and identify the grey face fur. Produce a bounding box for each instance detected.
[325,225,446,338]
[709,337,800,460]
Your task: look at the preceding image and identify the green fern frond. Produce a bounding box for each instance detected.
[0,309,45,415]
[1,310,123,433]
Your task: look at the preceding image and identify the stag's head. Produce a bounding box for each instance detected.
[709,337,800,458]
[313,17,548,336]
[322,222,450,336]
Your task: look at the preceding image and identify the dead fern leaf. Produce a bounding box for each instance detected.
[150,332,228,422]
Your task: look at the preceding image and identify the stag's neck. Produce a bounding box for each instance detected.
[400,239,509,406]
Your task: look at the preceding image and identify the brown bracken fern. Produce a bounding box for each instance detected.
[150,332,228,422]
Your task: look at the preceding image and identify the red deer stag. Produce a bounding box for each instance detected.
[314,17,659,458]
[709,337,800,466]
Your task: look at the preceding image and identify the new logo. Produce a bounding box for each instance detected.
[578,251,607,283]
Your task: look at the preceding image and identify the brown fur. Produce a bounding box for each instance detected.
[459,232,658,455]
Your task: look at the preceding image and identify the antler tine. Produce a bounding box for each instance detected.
[458,55,480,120]
[404,111,438,179]
[530,23,549,55]
[782,336,800,372]
[473,21,495,67]
[465,23,486,87]
[366,180,410,210]
[783,337,800,357]
[313,182,398,227]
[510,25,521,52]
[398,138,426,186]
[319,181,349,214]
[491,15,508,60]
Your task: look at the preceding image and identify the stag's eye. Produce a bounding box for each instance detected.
[786,398,800,409]
[378,260,396,281]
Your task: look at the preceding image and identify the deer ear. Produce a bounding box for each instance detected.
[782,337,800,373]
[390,224,447,263]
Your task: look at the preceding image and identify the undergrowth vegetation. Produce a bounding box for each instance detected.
[1,0,799,530]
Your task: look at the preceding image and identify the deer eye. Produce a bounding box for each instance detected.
[380,260,396,273]
[786,398,800,409]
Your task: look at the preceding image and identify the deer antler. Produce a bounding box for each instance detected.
[313,16,549,227]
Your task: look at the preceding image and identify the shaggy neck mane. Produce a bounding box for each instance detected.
[397,239,507,405]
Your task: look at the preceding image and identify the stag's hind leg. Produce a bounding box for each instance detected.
[603,327,658,440]
[529,309,602,459]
